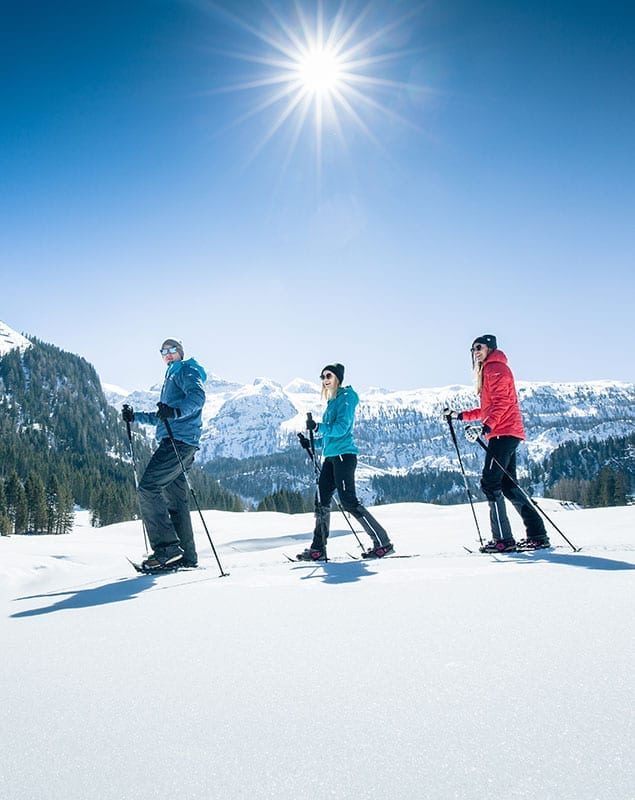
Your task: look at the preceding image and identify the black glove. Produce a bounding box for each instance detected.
[306,416,317,431]
[442,407,459,421]
[297,433,311,451]
[121,404,134,423]
[156,402,180,421]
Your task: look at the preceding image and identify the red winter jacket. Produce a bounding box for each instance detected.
[461,350,525,440]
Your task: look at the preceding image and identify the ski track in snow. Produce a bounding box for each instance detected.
[1,503,634,800]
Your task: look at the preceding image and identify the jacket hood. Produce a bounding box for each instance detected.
[167,357,207,382]
[337,385,359,404]
[484,349,508,367]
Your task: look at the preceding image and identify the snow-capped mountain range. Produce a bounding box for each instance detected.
[103,373,635,473]
[1,318,632,478]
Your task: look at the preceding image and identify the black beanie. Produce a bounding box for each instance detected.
[472,334,497,351]
[321,363,345,384]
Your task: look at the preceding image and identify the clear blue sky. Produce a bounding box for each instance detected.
[2,0,634,391]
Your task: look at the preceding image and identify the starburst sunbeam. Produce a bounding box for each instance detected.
[206,1,430,172]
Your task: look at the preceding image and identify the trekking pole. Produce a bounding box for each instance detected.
[123,408,150,553]
[306,413,329,561]
[445,416,484,547]
[474,436,580,552]
[163,417,230,577]
[305,413,365,552]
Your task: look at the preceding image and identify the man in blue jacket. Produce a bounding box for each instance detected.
[122,338,207,571]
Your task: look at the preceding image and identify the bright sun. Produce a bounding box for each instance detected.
[215,2,424,167]
[296,47,343,95]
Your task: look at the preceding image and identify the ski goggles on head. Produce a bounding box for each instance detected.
[160,346,179,355]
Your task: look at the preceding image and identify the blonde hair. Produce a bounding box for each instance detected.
[321,377,340,401]
[473,361,484,395]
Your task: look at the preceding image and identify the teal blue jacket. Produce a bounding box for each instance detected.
[314,386,360,458]
[135,358,207,447]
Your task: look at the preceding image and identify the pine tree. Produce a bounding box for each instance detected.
[25,472,48,533]
[56,482,74,534]
[5,470,28,534]
[14,483,28,534]
[0,482,11,535]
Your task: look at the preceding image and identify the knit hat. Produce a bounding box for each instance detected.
[472,334,497,351]
[321,363,345,384]
[161,338,184,358]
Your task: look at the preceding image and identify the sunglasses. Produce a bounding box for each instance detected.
[320,372,334,380]
[471,344,486,352]
[160,346,179,355]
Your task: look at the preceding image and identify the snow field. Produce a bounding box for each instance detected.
[1,502,633,800]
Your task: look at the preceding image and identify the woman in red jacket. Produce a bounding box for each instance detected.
[447,334,550,553]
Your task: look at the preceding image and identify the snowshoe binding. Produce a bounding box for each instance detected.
[139,544,184,572]
[295,548,327,562]
[362,542,395,559]
[516,538,551,551]
[479,539,517,553]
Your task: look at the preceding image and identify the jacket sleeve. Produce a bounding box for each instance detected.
[460,407,482,422]
[133,410,158,425]
[173,365,205,418]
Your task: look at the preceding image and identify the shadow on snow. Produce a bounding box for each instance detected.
[292,559,378,584]
[11,575,160,618]
[504,551,635,571]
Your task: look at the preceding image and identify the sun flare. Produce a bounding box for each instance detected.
[295,47,344,95]
[214,2,425,168]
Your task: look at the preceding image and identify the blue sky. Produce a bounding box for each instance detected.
[2,0,634,391]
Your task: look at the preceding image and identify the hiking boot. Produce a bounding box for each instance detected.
[516,537,551,551]
[479,539,517,553]
[295,548,326,561]
[362,542,395,559]
[179,558,199,569]
[142,544,184,570]
[140,555,180,571]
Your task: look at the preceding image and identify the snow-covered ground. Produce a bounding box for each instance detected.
[0,320,31,356]
[1,503,633,800]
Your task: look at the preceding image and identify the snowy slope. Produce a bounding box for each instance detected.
[1,504,633,800]
[0,320,31,356]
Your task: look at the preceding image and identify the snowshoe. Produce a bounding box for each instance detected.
[362,542,395,559]
[479,539,517,553]
[516,538,551,551]
[141,544,184,571]
[295,548,327,562]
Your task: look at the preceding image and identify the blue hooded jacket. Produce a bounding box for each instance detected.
[135,358,207,447]
[313,386,360,458]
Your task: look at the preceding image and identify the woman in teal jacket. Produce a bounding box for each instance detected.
[297,363,394,561]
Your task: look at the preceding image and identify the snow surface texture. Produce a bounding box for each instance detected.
[1,503,633,800]
[0,320,31,357]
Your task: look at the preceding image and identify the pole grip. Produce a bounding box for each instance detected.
[306,412,315,453]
